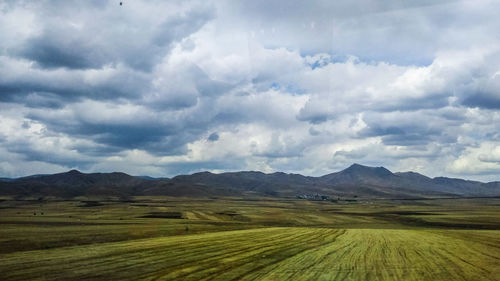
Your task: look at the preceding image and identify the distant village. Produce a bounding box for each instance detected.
[296,194,358,202]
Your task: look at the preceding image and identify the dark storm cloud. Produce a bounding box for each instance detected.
[0,1,219,110]
[434,107,467,121]
[25,110,184,154]
[357,125,434,146]
[207,132,219,142]
[0,63,152,103]
[295,98,334,124]
[462,93,500,109]
[450,58,500,110]
[18,34,108,70]
[7,142,93,167]
[71,143,123,157]
[296,111,329,124]
[358,111,460,147]
[19,92,65,109]
[0,0,217,109]
[360,126,406,137]
[11,1,215,72]
[21,95,231,158]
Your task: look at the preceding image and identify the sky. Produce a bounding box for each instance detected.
[0,0,500,181]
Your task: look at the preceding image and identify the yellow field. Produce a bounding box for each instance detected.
[0,197,499,280]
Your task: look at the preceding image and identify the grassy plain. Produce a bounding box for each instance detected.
[0,196,499,280]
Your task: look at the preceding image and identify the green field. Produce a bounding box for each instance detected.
[1,197,499,280]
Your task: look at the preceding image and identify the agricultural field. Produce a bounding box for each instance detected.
[0,196,499,280]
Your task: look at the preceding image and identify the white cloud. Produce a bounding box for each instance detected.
[0,0,500,181]
[448,142,500,180]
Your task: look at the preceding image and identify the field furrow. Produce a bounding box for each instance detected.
[1,227,499,281]
[1,198,500,280]
[244,229,500,281]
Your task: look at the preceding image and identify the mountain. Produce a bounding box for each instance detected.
[0,170,147,197]
[0,164,499,199]
[162,170,320,197]
[0,178,14,182]
[317,164,500,197]
[136,176,168,181]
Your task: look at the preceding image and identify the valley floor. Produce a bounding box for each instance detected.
[0,197,499,280]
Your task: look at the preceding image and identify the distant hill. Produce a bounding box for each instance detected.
[0,164,499,199]
[0,170,146,198]
[136,176,169,181]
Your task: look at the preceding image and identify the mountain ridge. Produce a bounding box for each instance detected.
[1,164,499,198]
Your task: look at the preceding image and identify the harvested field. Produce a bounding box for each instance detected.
[0,197,499,280]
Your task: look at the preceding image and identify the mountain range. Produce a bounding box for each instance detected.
[1,164,499,199]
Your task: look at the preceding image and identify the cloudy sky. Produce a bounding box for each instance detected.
[1,0,500,180]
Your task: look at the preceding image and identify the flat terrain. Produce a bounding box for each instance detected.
[1,196,499,280]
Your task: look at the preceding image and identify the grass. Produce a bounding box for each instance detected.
[0,196,499,280]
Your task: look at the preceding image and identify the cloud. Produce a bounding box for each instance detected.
[0,56,152,103]
[207,132,219,142]
[478,145,500,164]
[447,142,500,179]
[23,100,192,153]
[0,0,500,181]
[218,0,499,65]
[8,1,215,71]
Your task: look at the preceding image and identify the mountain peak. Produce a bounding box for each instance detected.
[317,164,395,183]
[343,164,392,175]
[66,169,82,175]
[345,163,366,170]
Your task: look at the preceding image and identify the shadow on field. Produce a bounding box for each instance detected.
[142,212,184,219]
[327,210,500,230]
